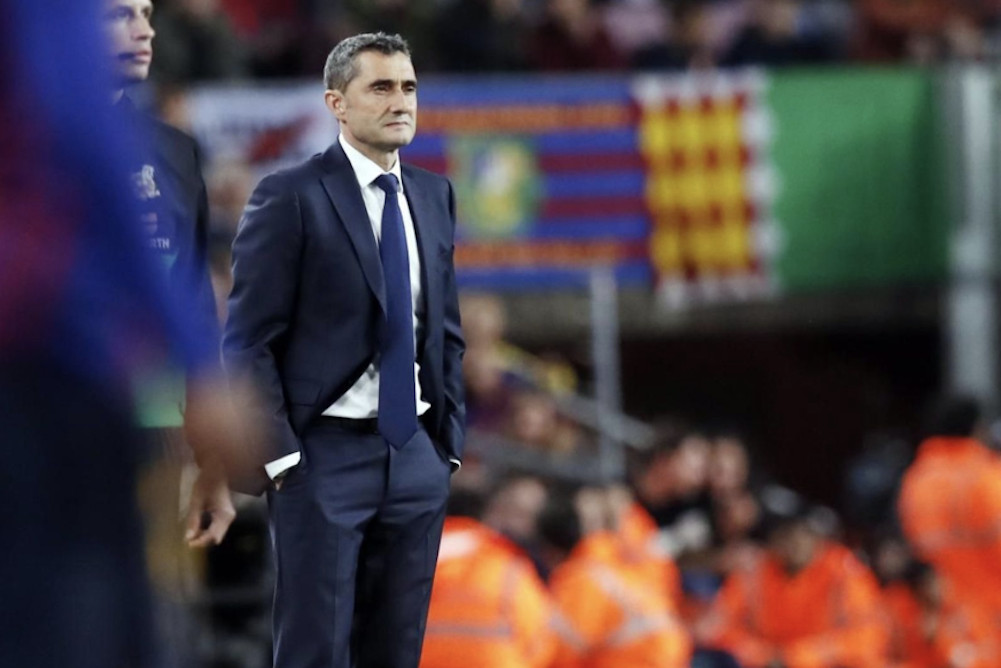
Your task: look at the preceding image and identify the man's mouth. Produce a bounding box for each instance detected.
[119,51,152,63]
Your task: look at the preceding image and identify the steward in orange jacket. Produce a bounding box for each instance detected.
[898,398,1001,625]
[883,577,944,668]
[421,501,556,668]
[700,507,887,668]
[617,496,684,608]
[540,493,692,668]
[883,564,998,668]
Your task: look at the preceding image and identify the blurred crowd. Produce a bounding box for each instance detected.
[423,361,1001,667]
[149,0,1001,84]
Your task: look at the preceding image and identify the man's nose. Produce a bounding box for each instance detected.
[389,89,413,112]
[134,17,155,41]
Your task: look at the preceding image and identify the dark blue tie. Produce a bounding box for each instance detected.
[374,173,418,448]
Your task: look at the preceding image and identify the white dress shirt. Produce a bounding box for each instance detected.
[265,135,448,480]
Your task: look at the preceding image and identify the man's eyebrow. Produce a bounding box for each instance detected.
[368,78,418,88]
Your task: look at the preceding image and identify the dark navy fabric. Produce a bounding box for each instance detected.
[374,173,418,448]
[269,422,450,668]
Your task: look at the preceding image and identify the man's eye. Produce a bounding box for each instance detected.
[106,7,130,21]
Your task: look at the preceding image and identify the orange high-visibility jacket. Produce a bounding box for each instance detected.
[898,437,1001,618]
[618,502,684,608]
[932,593,1000,668]
[883,580,1000,668]
[548,531,692,668]
[420,517,556,668]
[701,542,888,668]
[882,583,946,668]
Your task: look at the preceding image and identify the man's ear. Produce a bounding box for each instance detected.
[324,90,345,119]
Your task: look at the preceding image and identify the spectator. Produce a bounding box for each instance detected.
[698,497,889,668]
[435,0,531,72]
[707,434,760,553]
[842,434,911,538]
[463,344,516,433]
[530,0,626,71]
[217,0,304,76]
[483,474,550,563]
[505,387,561,450]
[629,422,683,523]
[632,0,718,71]
[662,431,717,562]
[707,432,752,501]
[342,0,439,70]
[723,0,838,67]
[855,0,950,62]
[601,0,671,65]
[151,0,248,82]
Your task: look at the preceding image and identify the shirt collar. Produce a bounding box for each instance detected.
[338,134,403,192]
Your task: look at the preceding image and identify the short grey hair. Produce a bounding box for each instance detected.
[323,32,411,91]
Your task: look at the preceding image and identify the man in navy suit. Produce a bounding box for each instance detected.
[224,32,466,668]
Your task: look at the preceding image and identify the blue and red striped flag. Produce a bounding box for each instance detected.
[406,76,651,290]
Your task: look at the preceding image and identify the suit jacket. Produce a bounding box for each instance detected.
[223,142,466,494]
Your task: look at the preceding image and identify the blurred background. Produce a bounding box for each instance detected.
[134,0,1001,666]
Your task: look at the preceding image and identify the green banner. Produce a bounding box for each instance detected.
[769,69,948,291]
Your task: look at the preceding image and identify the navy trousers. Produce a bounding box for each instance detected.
[268,419,451,668]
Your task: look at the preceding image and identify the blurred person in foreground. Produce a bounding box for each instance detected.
[224,31,465,668]
[541,487,692,668]
[105,2,241,661]
[420,489,556,668]
[698,494,888,668]
[898,396,1001,641]
[105,0,236,552]
[0,2,261,666]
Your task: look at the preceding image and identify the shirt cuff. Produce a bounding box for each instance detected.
[448,458,461,471]
[264,452,301,480]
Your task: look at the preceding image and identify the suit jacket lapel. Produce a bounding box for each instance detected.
[319,143,386,313]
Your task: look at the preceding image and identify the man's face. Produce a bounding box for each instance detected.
[104,0,155,86]
[769,522,819,575]
[328,51,417,158]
